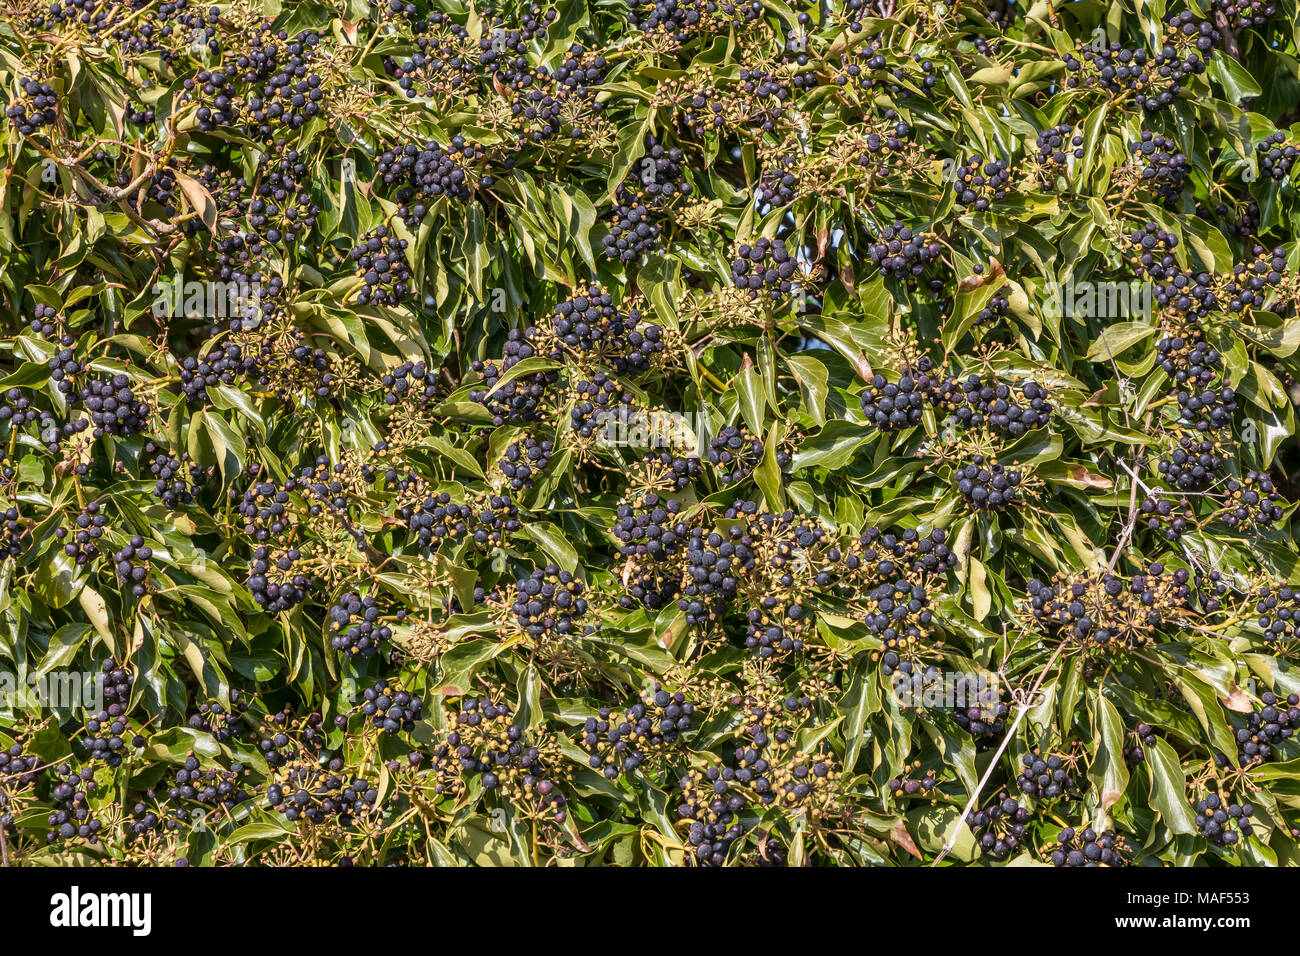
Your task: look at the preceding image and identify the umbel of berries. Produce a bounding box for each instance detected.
[1256,131,1296,181]
[1035,124,1083,183]
[955,455,1022,511]
[1016,750,1075,800]
[0,743,40,828]
[859,359,938,430]
[46,764,102,844]
[1049,827,1127,866]
[866,222,941,282]
[248,546,312,612]
[1234,690,1298,766]
[80,705,130,767]
[1194,793,1254,847]
[361,680,423,734]
[952,155,1011,210]
[1130,131,1190,203]
[512,565,588,638]
[5,77,58,136]
[707,424,764,484]
[329,592,398,659]
[115,536,153,598]
[582,689,695,779]
[377,137,479,226]
[1254,585,1300,643]
[970,793,1030,859]
[80,374,150,437]
[499,437,553,491]
[730,237,796,300]
[350,227,412,306]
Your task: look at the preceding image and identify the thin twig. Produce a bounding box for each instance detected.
[932,639,1068,865]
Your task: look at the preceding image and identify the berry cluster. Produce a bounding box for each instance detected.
[614,494,689,610]
[498,437,553,491]
[1218,472,1285,531]
[1222,245,1288,314]
[582,689,695,779]
[860,578,932,656]
[242,30,325,140]
[730,238,797,300]
[1062,21,1213,113]
[1034,124,1083,184]
[1025,565,1191,647]
[858,359,939,430]
[1175,378,1236,432]
[974,286,1010,326]
[757,155,798,207]
[180,344,262,404]
[470,328,559,426]
[954,455,1022,512]
[377,137,484,226]
[78,705,130,768]
[677,766,748,866]
[678,521,755,627]
[46,764,102,844]
[4,77,58,136]
[1048,827,1128,866]
[707,424,766,484]
[952,680,1010,741]
[865,222,942,282]
[27,303,60,337]
[267,766,377,825]
[1235,691,1298,766]
[1139,494,1194,541]
[246,152,320,246]
[1212,0,1279,29]
[1253,584,1300,643]
[1194,794,1254,847]
[888,770,938,798]
[359,681,423,734]
[952,156,1011,211]
[145,444,204,509]
[349,228,412,307]
[1130,132,1190,203]
[1016,749,1076,801]
[933,373,1052,438]
[569,374,633,438]
[857,526,956,579]
[189,695,249,744]
[603,136,691,262]
[970,793,1030,859]
[166,755,251,814]
[0,742,41,831]
[397,493,473,552]
[79,375,150,438]
[248,545,312,612]
[56,503,109,565]
[114,536,153,600]
[329,593,399,659]
[381,360,439,407]
[1157,436,1226,490]
[1256,132,1295,181]
[511,565,589,639]
[551,286,663,375]
[429,698,567,819]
